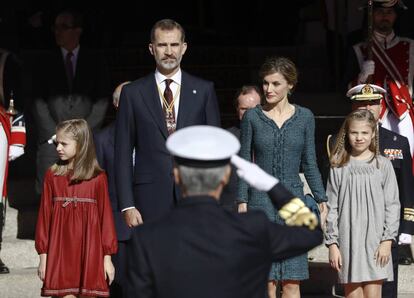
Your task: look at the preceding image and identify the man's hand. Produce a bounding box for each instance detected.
[8,145,24,161]
[375,240,392,268]
[123,208,143,227]
[358,60,375,83]
[231,155,278,192]
[238,203,247,213]
[328,244,342,272]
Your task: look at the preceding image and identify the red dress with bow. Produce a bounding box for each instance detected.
[35,169,117,297]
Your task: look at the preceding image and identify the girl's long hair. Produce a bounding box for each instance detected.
[51,119,102,181]
[330,109,380,168]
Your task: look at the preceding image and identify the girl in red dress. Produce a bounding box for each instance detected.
[35,119,118,297]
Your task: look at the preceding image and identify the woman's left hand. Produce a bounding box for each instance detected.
[318,202,328,229]
[375,240,392,268]
[104,255,115,285]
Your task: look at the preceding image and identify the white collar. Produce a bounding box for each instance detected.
[154,68,182,86]
[374,30,398,49]
[61,45,80,57]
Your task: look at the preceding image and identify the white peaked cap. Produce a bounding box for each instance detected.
[166,125,240,167]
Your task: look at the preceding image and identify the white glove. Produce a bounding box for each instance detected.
[399,233,412,245]
[231,155,278,192]
[358,60,375,83]
[47,134,56,144]
[8,145,24,161]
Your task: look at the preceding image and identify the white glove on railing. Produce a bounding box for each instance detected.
[399,233,412,245]
[8,145,24,161]
[231,155,278,192]
[358,60,375,83]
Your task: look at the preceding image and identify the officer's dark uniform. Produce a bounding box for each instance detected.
[126,125,322,298]
[126,185,322,298]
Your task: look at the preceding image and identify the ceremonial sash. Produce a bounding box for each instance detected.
[372,38,414,122]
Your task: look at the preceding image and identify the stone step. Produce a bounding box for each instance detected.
[0,268,42,298]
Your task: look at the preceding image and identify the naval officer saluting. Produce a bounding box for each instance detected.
[126,125,323,298]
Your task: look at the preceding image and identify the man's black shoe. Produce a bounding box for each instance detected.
[399,256,413,265]
[398,245,414,265]
[0,258,9,274]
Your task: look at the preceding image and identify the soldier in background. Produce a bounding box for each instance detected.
[0,48,26,274]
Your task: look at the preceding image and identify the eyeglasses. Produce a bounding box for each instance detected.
[52,24,76,31]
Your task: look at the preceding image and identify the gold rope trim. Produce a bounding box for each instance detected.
[404,214,414,222]
[404,208,414,214]
[278,198,318,230]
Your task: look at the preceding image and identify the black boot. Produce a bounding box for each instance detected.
[0,203,9,273]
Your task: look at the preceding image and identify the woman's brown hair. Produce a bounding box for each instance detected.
[51,119,102,181]
[259,56,298,89]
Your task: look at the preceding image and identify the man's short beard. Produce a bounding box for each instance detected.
[375,22,393,34]
[159,56,182,70]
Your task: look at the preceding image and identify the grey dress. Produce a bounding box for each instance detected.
[238,104,327,280]
[325,156,400,283]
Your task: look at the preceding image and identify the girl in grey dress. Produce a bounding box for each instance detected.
[325,110,400,298]
[238,57,327,298]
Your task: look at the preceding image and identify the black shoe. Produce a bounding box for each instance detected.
[399,256,413,266]
[0,258,9,274]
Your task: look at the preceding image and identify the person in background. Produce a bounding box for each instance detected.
[345,0,414,173]
[32,9,110,198]
[94,81,130,298]
[221,85,261,210]
[326,109,400,298]
[237,56,327,298]
[0,48,26,274]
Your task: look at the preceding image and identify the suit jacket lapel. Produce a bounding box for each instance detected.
[142,75,168,138]
[176,71,191,129]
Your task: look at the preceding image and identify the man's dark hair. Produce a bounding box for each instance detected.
[150,19,185,43]
[57,9,83,28]
[233,85,262,109]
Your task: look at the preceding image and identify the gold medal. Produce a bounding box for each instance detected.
[157,84,181,115]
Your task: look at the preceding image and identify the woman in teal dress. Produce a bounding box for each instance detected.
[237,57,327,298]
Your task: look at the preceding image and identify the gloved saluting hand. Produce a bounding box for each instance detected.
[358,60,375,83]
[231,155,278,191]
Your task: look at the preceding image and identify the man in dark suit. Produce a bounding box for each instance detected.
[115,19,221,228]
[32,9,110,195]
[94,81,130,298]
[126,125,322,298]
[324,84,414,298]
[222,85,261,210]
